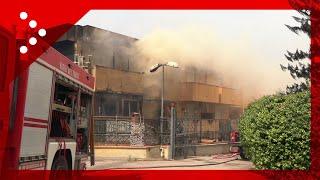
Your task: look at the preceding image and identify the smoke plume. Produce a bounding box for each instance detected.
[132,25,294,103]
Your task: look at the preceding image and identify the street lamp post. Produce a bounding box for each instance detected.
[161,65,164,143]
[150,62,179,146]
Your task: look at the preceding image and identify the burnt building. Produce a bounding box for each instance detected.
[144,66,243,144]
[53,25,243,147]
[93,65,144,116]
[53,25,143,117]
[53,25,139,72]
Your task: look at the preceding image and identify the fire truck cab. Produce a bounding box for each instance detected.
[15,47,95,170]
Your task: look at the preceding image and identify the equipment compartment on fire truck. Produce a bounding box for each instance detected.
[50,82,78,138]
[49,75,93,170]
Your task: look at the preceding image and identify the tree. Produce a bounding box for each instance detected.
[280,10,311,94]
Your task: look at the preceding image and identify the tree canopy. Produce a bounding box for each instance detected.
[281,10,310,93]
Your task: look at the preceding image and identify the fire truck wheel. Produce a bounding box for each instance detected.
[51,155,69,170]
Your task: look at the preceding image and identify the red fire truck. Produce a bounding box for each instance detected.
[0,26,95,171]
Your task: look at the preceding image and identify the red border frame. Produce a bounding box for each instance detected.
[0,0,319,179]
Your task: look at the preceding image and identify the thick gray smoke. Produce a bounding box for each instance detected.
[132,26,294,104]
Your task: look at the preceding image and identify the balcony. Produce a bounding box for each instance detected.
[93,65,144,94]
[180,82,242,106]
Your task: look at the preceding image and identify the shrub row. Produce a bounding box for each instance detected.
[239,91,310,170]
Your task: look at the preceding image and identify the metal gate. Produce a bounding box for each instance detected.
[162,107,233,159]
[174,115,201,159]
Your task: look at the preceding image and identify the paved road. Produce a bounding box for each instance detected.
[87,154,254,170]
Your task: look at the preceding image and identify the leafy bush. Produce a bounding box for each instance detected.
[239,91,310,170]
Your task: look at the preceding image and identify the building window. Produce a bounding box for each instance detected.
[122,99,139,116]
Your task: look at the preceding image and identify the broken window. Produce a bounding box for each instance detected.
[95,92,142,117]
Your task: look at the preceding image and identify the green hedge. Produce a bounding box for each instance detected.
[239,91,310,170]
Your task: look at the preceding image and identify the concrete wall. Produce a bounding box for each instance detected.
[93,65,144,94]
[95,146,163,160]
[221,88,242,106]
[180,82,220,103]
[180,82,242,106]
[192,143,232,156]
[94,143,233,160]
[143,68,242,106]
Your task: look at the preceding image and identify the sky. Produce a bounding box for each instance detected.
[76,10,310,94]
[76,10,309,65]
[77,10,308,40]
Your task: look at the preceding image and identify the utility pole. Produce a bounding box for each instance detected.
[169,104,176,160]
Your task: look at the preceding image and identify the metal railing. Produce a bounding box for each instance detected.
[94,115,235,148]
[94,116,132,146]
[94,116,160,146]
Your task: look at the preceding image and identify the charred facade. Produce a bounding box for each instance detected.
[53,25,243,147]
